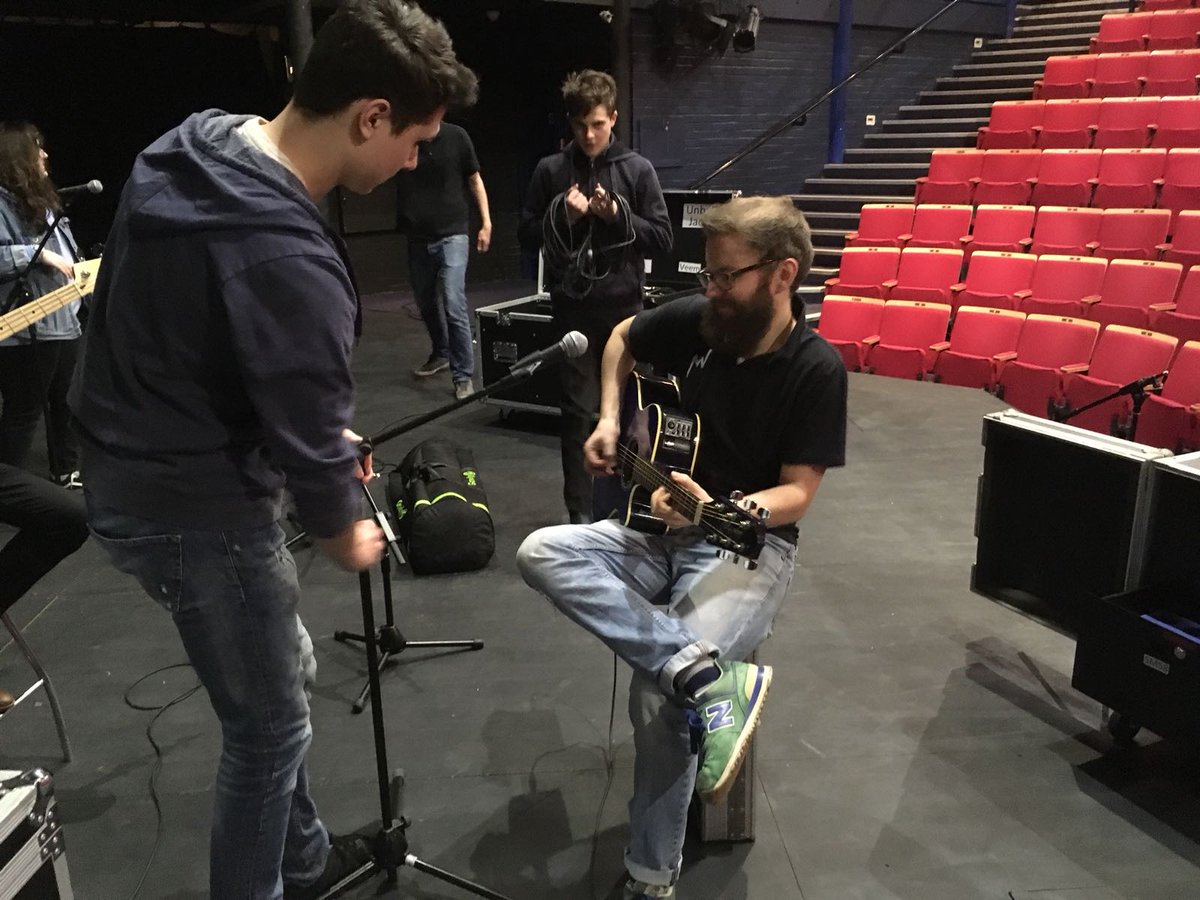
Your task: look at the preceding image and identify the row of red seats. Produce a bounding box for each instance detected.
[977,96,1200,149]
[1090,9,1200,53]
[1035,50,1200,98]
[914,147,1199,219]
[848,203,1200,267]
[817,298,1200,451]
[828,246,1200,331]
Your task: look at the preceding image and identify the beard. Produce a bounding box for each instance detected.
[699,285,777,358]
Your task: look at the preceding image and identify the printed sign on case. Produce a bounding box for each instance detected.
[681,203,712,229]
[678,261,702,274]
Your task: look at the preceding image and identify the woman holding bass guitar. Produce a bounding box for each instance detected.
[0,122,86,489]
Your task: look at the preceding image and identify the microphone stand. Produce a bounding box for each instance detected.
[1049,371,1166,439]
[316,358,558,900]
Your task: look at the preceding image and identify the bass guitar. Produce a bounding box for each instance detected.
[0,258,101,342]
[593,370,769,569]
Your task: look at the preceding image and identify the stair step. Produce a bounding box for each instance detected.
[991,33,1094,48]
[810,227,849,247]
[803,178,916,197]
[1010,21,1108,38]
[972,45,1089,63]
[952,62,1047,78]
[791,193,907,214]
[844,148,935,165]
[918,87,1034,104]
[1016,1,1130,14]
[881,118,987,133]
[1014,8,1124,28]
[812,248,845,268]
[821,162,931,178]
[898,103,994,120]
[803,211,866,231]
[936,73,1045,88]
[863,131,977,148]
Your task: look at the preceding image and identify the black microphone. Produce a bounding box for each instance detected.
[1119,370,1168,396]
[510,331,589,372]
[58,180,103,199]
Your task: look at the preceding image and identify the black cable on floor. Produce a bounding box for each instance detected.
[122,662,202,900]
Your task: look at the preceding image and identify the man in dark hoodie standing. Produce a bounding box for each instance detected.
[518,70,672,524]
[68,2,477,898]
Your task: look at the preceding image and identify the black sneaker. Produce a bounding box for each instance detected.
[413,355,449,377]
[283,833,374,900]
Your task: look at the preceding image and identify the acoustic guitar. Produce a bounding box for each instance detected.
[593,370,769,569]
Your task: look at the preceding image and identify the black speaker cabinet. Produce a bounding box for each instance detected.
[972,411,1170,636]
[1071,452,1200,744]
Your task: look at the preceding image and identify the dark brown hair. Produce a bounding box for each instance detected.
[293,0,478,132]
[561,69,618,119]
[0,123,58,230]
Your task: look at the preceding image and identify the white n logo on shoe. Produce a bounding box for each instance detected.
[704,699,735,733]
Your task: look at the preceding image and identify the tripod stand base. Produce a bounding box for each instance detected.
[334,629,485,713]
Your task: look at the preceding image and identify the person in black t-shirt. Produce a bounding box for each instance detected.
[396,122,491,400]
[517,196,846,900]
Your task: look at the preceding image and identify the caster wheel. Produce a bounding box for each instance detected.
[1108,712,1141,747]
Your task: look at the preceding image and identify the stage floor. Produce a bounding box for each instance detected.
[3,293,1200,900]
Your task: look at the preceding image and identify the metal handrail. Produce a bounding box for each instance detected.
[690,0,976,188]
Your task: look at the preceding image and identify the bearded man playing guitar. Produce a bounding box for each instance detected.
[517,195,847,900]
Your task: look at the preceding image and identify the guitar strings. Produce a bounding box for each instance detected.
[614,445,750,541]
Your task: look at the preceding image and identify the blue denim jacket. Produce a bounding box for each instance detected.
[0,187,82,344]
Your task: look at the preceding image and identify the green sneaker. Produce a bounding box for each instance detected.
[692,660,772,802]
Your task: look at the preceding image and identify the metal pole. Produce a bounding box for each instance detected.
[828,0,853,165]
[613,0,633,146]
[285,0,314,78]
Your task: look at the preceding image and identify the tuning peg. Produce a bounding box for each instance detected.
[757,507,770,521]
[729,490,744,502]
[741,558,758,571]
[716,548,734,562]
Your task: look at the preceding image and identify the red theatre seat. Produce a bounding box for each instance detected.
[1091,148,1167,208]
[961,205,1036,259]
[1158,148,1200,231]
[1160,210,1200,271]
[844,203,915,248]
[1023,206,1103,256]
[1146,8,1200,49]
[1142,48,1200,94]
[1015,254,1109,317]
[1030,149,1102,207]
[1093,96,1158,148]
[884,247,965,304]
[1092,207,1172,260]
[1151,96,1200,149]
[1150,266,1200,341]
[1091,12,1152,53]
[929,306,1026,389]
[1036,55,1097,99]
[824,246,901,299]
[1090,52,1153,98]
[862,300,953,379]
[901,205,974,250]
[915,149,984,204]
[1082,258,1184,327]
[814,295,886,372]
[950,251,1038,312]
[1135,339,1200,451]
[978,100,1045,149]
[973,150,1040,205]
[995,314,1102,417]
[1038,99,1101,149]
[1058,325,1178,435]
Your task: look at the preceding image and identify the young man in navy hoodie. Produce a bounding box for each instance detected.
[69,2,477,897]
[518,70,673,525]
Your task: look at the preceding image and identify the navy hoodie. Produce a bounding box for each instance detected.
[70,110,361,538]
[518,139,672,331]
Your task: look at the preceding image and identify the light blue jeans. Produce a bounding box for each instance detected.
[86,499,330,899]
[409,234,474,384]
[516,519,796,886]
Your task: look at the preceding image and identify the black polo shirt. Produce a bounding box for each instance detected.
[627,294,847,540]
[395,123,480,241]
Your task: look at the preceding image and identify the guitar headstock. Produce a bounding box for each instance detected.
[701,490,769,569]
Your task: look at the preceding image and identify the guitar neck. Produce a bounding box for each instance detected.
[617,443,705,522]
[0,259,100,342]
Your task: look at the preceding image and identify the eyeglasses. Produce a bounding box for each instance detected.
[696,258,781,291]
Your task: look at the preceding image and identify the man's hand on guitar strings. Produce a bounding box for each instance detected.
[651,470,713,530]
[584,419,620,476]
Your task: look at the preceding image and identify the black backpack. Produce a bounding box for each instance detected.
[386,438,495,575]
